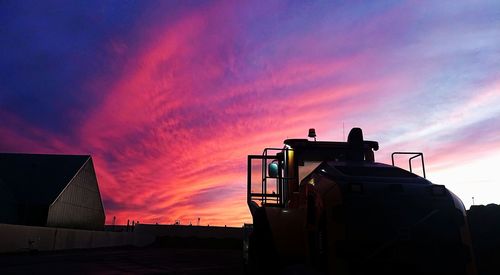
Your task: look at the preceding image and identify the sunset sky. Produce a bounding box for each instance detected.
[1,1,499,226]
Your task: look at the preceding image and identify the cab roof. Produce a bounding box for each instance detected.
[284,139,379,151]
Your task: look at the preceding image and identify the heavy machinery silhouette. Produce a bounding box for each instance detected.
[244,128,476,274]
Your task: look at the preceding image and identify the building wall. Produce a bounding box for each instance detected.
[0,181,19,224]
[46,158,105,230]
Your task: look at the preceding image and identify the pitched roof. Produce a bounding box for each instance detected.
[0,153,90,205]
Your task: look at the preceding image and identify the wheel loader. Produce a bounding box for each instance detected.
[244,128,476,275]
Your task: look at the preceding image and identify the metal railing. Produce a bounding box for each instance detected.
[391,152,426,178]
[247,147,295,207]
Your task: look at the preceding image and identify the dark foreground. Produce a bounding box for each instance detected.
[0,246,243,274]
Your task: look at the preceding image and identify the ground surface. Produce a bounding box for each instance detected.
[0,246,243,274]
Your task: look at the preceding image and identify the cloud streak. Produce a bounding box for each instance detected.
[1,0,499,225]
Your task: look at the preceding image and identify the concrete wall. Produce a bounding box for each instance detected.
[0,223,154,253]
[47,158,105,230]
[135,224,244,240]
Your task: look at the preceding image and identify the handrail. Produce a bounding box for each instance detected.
[391,152,426,178]
[248,146,296,208]
[248,155,280,207]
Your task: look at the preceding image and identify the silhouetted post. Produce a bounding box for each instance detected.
[127,219,130,232]
[112,216,116,231]
[197,217,200,226]
[343,122,345,141]
[472,197,475,205]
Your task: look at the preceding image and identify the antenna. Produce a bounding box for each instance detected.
[343,122,345,141]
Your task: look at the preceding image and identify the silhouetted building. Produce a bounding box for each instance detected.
[468,204,500,275]
[0,153,105,230]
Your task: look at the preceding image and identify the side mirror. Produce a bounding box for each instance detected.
[268,161,279,178]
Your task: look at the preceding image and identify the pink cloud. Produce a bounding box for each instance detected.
[2,1,499,226]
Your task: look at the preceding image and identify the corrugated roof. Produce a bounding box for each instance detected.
[0,153,90,205]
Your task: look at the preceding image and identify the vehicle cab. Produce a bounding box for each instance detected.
[246,128,476,274]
